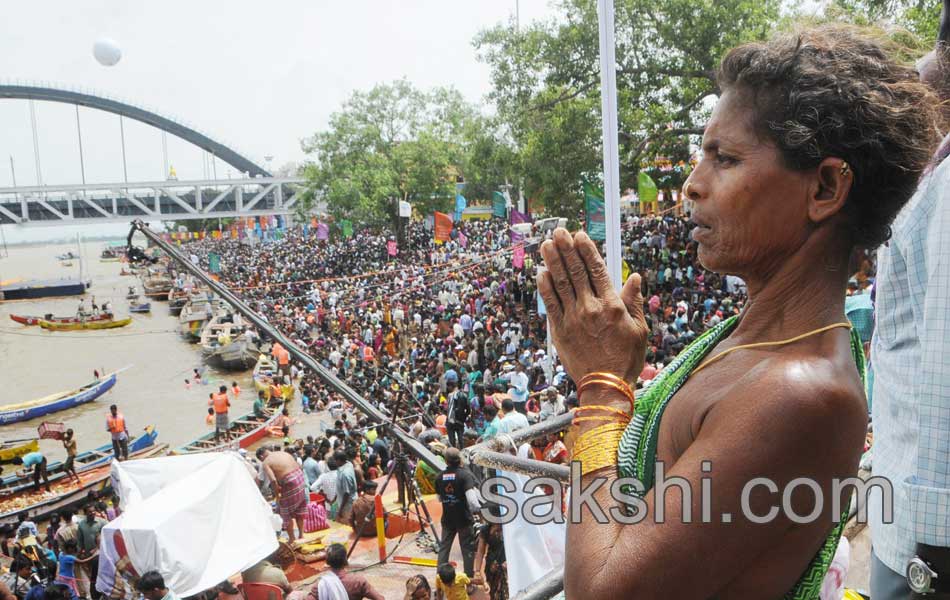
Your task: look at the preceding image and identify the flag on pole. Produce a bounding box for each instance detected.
[434,212,453,242]
[208,253,221,273]
[492,191,508,218]
[316,222,329,240]
[584,183,606,241]
[638,171,658,213]
[387,240,398,256]
[457,230,468,248]
[341,220,353,238]
[454,193,467,222]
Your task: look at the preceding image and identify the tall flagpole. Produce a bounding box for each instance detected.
[597,0,622,290]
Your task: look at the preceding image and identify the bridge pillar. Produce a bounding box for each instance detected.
[236,186,243,212]
[195,186,203,211]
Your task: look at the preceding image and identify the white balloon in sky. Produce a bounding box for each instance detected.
[93,38,122,66]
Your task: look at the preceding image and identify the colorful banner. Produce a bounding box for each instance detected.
[510,209,530,225]
[316,222,329,240]
[454,193,467,222]
[638,171,659,213]
[341,220,353,238]
[457,230,468,248]
[492,191,508,218]
[258,216,267,230]
[208,253,221,273]
[434,212,453,242]
[513,246,525,269]
[387,240,398,256]
[584,183,606,241]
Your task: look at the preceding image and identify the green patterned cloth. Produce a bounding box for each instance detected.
[617,316,866,600]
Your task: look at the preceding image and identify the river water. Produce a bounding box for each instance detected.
[0,240,256,460]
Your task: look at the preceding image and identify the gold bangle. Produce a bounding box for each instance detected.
[573,405,631,419]
[572,435,624,460]
[572,415,624,425]
[577,373,636,411]
[578,376,634,403]
[572,443,621,476]
[571,426,627,457]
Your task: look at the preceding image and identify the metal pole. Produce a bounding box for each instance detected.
[9,156,17,206]
[211,153,218,180]
[29,100,43,186]
[162,131,169,179]
[597,0,622,290]
[516,0,520,31]
[128,220,446,472]
[119,116,129,184]
[75,105,87,186]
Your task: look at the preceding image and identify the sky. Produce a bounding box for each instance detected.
[0,0,558,242]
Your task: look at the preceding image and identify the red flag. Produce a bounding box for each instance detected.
[434,212,453,242]
[387,240,398,256]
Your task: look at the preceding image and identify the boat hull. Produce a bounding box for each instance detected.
[177,411,277,454]
[0,374,117,425]
[10,312,113,327]
[129,304,151,313]
[39,317,132,331]
[205,341,257,371]
[0,429,158,495]
[0,279,87,301]
[0,444,168,524]
[0,439,39,463]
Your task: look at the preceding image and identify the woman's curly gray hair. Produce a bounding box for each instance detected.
[719,24,942,248]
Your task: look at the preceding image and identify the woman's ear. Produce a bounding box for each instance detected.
[809,157,853,224]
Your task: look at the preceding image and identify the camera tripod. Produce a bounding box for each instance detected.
[346,440,441,562]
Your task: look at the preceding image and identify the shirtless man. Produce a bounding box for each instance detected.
[257,448,308,543]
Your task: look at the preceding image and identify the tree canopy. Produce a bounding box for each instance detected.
[302,0,943,222]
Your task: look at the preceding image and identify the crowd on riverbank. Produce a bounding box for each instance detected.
[173,214,762,598]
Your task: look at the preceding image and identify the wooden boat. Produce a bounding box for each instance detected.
[56,252,78,261]
[39,317,132,331]
[0,372,119,425]
[62,261,74,267]
[129,303,151,314]
[179,297,217,342]
[199,313,258,371]
[252,353,279,393]
[0,428,158,496]
[119,269,133,276]
[176,411,277,454]
[0,439,39,463]
[0,443,168,524]
[142,276,173,300]
[101,247,123,260]
[167,288,189,316]
[10,312,113,327]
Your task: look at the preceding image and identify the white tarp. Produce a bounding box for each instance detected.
[97,452,278,598]
[498,470,566,597]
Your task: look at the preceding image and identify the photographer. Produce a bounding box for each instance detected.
[1,556,39,600]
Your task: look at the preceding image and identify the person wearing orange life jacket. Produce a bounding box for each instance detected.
[209,385,231,443]
[106,404,129,460]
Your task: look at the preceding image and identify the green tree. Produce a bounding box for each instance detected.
[475,0,783,216]
[302,80,492,227]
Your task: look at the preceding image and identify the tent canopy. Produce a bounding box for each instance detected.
[98,452,278,598]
